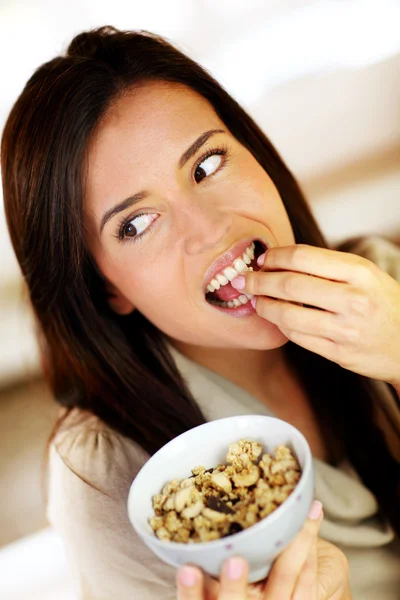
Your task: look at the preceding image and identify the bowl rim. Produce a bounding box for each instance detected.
[127,415,313,551]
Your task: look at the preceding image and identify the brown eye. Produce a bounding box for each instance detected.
[194,153,224,183]
[118,213,158,241]
[124,222,137,237]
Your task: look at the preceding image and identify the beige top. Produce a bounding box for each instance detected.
[46,237,400,600]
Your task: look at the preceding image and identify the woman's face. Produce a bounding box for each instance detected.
[85,81,295,350]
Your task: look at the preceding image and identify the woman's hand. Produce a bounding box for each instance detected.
[231,244,400,386]
[176,501,351,600]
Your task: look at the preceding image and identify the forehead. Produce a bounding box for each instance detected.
[85,81,223,212]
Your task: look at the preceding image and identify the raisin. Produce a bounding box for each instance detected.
[228,522,243,535]
[206,496,234,514]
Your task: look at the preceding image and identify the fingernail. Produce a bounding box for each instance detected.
[257,252,266,267]
[251,298,257,308]
[178,566,198,587]
[225,557,245,580]
[308,500,323,520]
[231,276,245,290]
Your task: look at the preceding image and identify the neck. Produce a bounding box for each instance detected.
[167,339,288,401]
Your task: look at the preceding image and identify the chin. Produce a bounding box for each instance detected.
[203,320,289,351]
[242,323,289,350]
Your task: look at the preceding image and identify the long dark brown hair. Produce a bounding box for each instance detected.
[1,26,399,535]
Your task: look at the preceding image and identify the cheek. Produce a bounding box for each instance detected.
[264,189,296,247]
[236,157,295,246]
[106,253,186,312]
[254,172,295,245]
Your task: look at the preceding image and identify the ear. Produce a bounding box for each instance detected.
[104,281,135,316]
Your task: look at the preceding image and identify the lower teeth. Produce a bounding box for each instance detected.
[208,293,254,309]
[206,249,261,309]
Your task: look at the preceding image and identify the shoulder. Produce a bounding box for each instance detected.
[47,409,177,598]
[50,407,150,499]
[336,235,400,281]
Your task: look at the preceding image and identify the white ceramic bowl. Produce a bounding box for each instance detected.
[127,415,314,583]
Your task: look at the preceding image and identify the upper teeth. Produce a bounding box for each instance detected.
[206,242,255,293]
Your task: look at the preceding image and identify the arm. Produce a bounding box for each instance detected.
[46,424,177,600]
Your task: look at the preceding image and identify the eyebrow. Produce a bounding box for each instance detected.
[99,128,225,235]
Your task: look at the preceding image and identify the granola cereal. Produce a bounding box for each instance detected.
[149,439,302,543]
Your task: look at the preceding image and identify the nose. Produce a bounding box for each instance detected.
[182,201,233,255]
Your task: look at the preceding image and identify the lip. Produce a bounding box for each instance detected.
[202,236,268,294]
[207,299,257,317]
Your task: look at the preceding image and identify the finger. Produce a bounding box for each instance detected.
[219,557,249,600]
[252,296,342,341]
[259,245,368,284]
[203,573,220,600]
[262,501,323,600]
[247,581,267,599]
[177,565,204,600]
[291,531,319,600]
[235,270,347,314]
[279,329,340,364]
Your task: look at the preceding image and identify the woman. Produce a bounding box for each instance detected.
[1,26,400,600]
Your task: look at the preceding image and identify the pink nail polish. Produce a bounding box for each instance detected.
[308,500,323,520]
[231,276,245,290]
[226,557,245,580]
[178,566,198,587]
[257,252,266,267]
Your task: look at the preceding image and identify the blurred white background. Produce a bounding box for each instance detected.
[0,0,399,598]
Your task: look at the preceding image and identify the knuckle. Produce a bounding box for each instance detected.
[324,315,358,344]
[291,244,307,266]
[318,315,331,337]
[333,343,353,369]
[311,313,332,339]
[348,289,371,316]
[280,308,296,330]
[281,274,297,298]
[248,273,260,296]
[340,324,361,344]
[354,259,377,285]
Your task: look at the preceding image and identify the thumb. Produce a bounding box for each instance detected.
[263,500,323,599]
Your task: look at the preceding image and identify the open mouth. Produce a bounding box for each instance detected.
[205,239,267,310]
